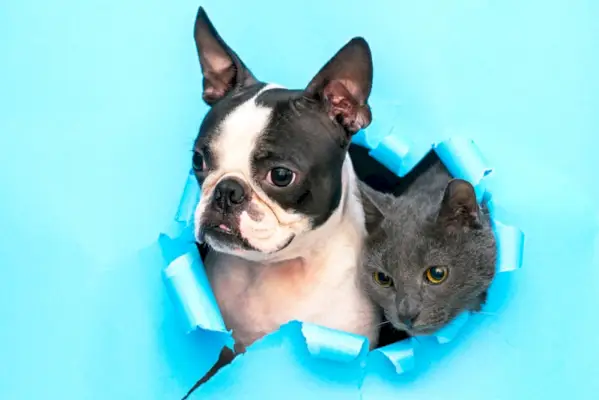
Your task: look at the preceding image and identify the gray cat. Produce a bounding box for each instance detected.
[359,160,497,337]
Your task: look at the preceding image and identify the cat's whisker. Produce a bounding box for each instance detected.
[472,311,499,317]
[374,320,392,328]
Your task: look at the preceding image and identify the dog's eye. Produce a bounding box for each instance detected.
[267,167,295,187]
[192,151,206,172]
[373,271,393,288]
[425,266,449,284]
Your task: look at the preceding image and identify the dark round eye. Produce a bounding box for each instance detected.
[192,152,205,172]
[372,271,393,288]
[267,167,295,187]
[425,266,449,284]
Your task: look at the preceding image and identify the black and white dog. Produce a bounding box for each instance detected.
[186,7,380,393]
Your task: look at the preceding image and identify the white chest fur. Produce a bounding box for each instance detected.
[205,228,379,350]
[204,166,380,350]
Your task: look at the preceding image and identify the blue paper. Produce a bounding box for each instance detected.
[369,133,426,177]
[432,313,470,345]
[159,171,230,340]
[370,339,416,374]
[492,220,525,273]
[163,134,525,380]
[3,1,598,399]
[301,322,369,363]
[162,251,227,334]
[175,172,201,225]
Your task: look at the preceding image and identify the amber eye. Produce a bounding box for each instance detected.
[425,266,449,284]
[372,271,394,288]
[192,151,206,172]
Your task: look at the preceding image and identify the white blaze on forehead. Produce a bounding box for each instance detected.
[212,84,281,177]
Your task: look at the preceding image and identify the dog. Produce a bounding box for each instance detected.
[184,7,380,396]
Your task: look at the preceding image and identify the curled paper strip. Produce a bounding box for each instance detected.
[353,99,437,177]
[352,97,401,150]
[159,171,229,336]
[162,250,228,334]
[300,322,369,363]
[175,171,200,225]
[369,134,428,177]
[492,220,525,273]
[370,338,416,374]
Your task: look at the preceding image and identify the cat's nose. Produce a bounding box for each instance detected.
[397,313,419,328]
[397,298,420,328]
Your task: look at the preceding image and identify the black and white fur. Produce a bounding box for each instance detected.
[188,7,380,388]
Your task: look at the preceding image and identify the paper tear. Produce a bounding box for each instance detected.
[300,322,369,363]
[160,127,524,382]
[369,133,427,177]
[492,220,525,273]
[369,338,416,374]
[175,171,200,225]
[162,250,229,335]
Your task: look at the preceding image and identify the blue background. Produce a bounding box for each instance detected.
[1,1,599,399]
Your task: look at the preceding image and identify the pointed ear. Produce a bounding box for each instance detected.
[193,7,257,106]
[304,37,373,135]
[437,179,482,232]
[358,183,385,236]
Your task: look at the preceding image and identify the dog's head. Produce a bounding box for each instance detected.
[192,7,373,260]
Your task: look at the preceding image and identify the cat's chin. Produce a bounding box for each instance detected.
[391,323,442,337]
[409,326,441,336]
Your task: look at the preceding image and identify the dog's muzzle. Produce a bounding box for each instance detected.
[212,177,248,212]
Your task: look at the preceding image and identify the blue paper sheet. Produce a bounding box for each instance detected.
[2,1,599,399]
[161,131,525,382]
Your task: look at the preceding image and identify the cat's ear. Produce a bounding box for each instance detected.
[437,179,482,232]
[194,7,258,106]
[359,183,385,236]
[304,37,373,135]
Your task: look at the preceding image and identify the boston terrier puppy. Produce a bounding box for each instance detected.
[184,7,379,395]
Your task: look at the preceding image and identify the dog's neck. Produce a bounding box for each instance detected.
[256,154,365,265]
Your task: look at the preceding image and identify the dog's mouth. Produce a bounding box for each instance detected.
[278,235,295,250]
[200,221,254,249]
[199,221,295,255]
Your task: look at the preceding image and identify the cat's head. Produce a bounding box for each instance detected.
[360,179,497,336]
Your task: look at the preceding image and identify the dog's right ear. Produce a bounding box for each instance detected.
[194,7,257,106]
[304,37,373,135]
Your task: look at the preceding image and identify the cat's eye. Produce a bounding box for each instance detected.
[192,151,206,172]
[425,266,449,284]
[373,271,394,287]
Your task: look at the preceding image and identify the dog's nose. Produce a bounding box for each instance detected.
[214,178,247,210]
[396,297,420,328]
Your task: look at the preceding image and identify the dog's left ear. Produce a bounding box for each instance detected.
[194,7,258,106]
[304,37,373,135]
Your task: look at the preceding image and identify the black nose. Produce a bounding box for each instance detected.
[213,178,247,211]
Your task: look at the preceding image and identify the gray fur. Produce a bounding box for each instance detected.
[359,160,497,336]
